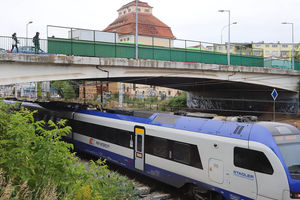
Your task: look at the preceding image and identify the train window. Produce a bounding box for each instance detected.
[152,137,169,158]
[72,120,132,148]
[119,132,132,148]
[234,147,274,175]
[173,142,191,165]
[190,145,203,169]
[137,135,142,152]
[145,136,203,169]
[172,142,203,169]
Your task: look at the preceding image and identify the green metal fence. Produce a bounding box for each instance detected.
[295,61,300,70]
[48,37,264,67]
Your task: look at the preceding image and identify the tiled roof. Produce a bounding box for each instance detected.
[103,12,175,39]
[117,1,152,11]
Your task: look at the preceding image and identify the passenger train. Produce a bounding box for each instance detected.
[5,100,300,200]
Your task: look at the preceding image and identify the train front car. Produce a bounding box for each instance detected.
[250,122,300,200]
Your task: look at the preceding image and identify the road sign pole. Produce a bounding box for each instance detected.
[273,100,275,122]
[271,89,278,122]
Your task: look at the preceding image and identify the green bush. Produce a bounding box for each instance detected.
[51,81,76,99]
[160,92,187,111]
[0,100,136,199]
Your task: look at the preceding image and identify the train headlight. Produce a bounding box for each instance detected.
[291,191,300,199]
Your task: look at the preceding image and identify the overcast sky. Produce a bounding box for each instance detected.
[1,0,299,44]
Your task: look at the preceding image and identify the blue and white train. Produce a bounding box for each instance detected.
[8,100,300,200]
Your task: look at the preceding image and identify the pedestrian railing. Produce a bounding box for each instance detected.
[0,25,298,70]
[0,36,47,53]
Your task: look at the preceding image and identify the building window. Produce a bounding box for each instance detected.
[265,50,270,55]
[265,44,270,48]
[145,9,149,12]
[272,44,278,48]
[138,8,141,12]
[255,44,261,47]
[253,51,261,56]
[218,47,223,50]
[281,51,288,56]
[128,8,131,12]
[282,44,288,48]
[123,11,126,14]
[168,91,171,96]
[272,51,278,56]
[119,12,122,16]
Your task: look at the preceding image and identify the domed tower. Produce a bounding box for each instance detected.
[103,0,175,46]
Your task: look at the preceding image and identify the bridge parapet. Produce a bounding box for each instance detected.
[1,53,299,76]
[0,53,299,92]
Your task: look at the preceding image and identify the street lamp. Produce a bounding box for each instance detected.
[219,10,231,66]
[135,0,138,59]
[26,21,33,46]
[221,22,237,44]
[282,22,294,70]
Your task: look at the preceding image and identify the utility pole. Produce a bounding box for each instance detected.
[135,0,139,59]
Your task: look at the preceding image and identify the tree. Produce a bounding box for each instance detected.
[51,81,76,99]
[0,100,136,199]
[161,92,187,111]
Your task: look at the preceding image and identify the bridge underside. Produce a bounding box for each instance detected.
[0,54,298,115]
[90,76,299,115]
[99,76,281,94]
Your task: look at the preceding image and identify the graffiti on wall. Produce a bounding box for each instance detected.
[187,95,298,114]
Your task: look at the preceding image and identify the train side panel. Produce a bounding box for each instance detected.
[146,125,257,199]
[249,141,289,200]
[72,112,258,199]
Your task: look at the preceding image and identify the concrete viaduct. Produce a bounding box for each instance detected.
[1,53,299,114]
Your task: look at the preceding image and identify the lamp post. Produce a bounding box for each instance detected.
[219,10,231,66]
[135,0,138,59]
[282,22,294,70]
[221,22,237,44]
[26,21,33,46]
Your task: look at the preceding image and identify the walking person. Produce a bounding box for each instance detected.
[11,33,19,53]
[33,32,40,54]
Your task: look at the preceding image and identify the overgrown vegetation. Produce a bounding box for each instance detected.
[0,100,136,199]
[160,92,187,111]
[51,81,77,99]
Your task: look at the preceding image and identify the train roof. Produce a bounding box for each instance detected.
[16,100,289,144]
[256,121,300,136]
[77,109,254,141]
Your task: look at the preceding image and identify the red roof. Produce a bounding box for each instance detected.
[103,12,175,39]
[117,1,152,11]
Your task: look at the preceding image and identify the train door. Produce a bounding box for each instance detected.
[134,126,145,171]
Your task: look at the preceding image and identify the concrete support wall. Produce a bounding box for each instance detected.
[187,90,299,115]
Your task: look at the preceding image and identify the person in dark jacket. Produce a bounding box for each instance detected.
[33,32,40,54]
[11,33,19,53]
